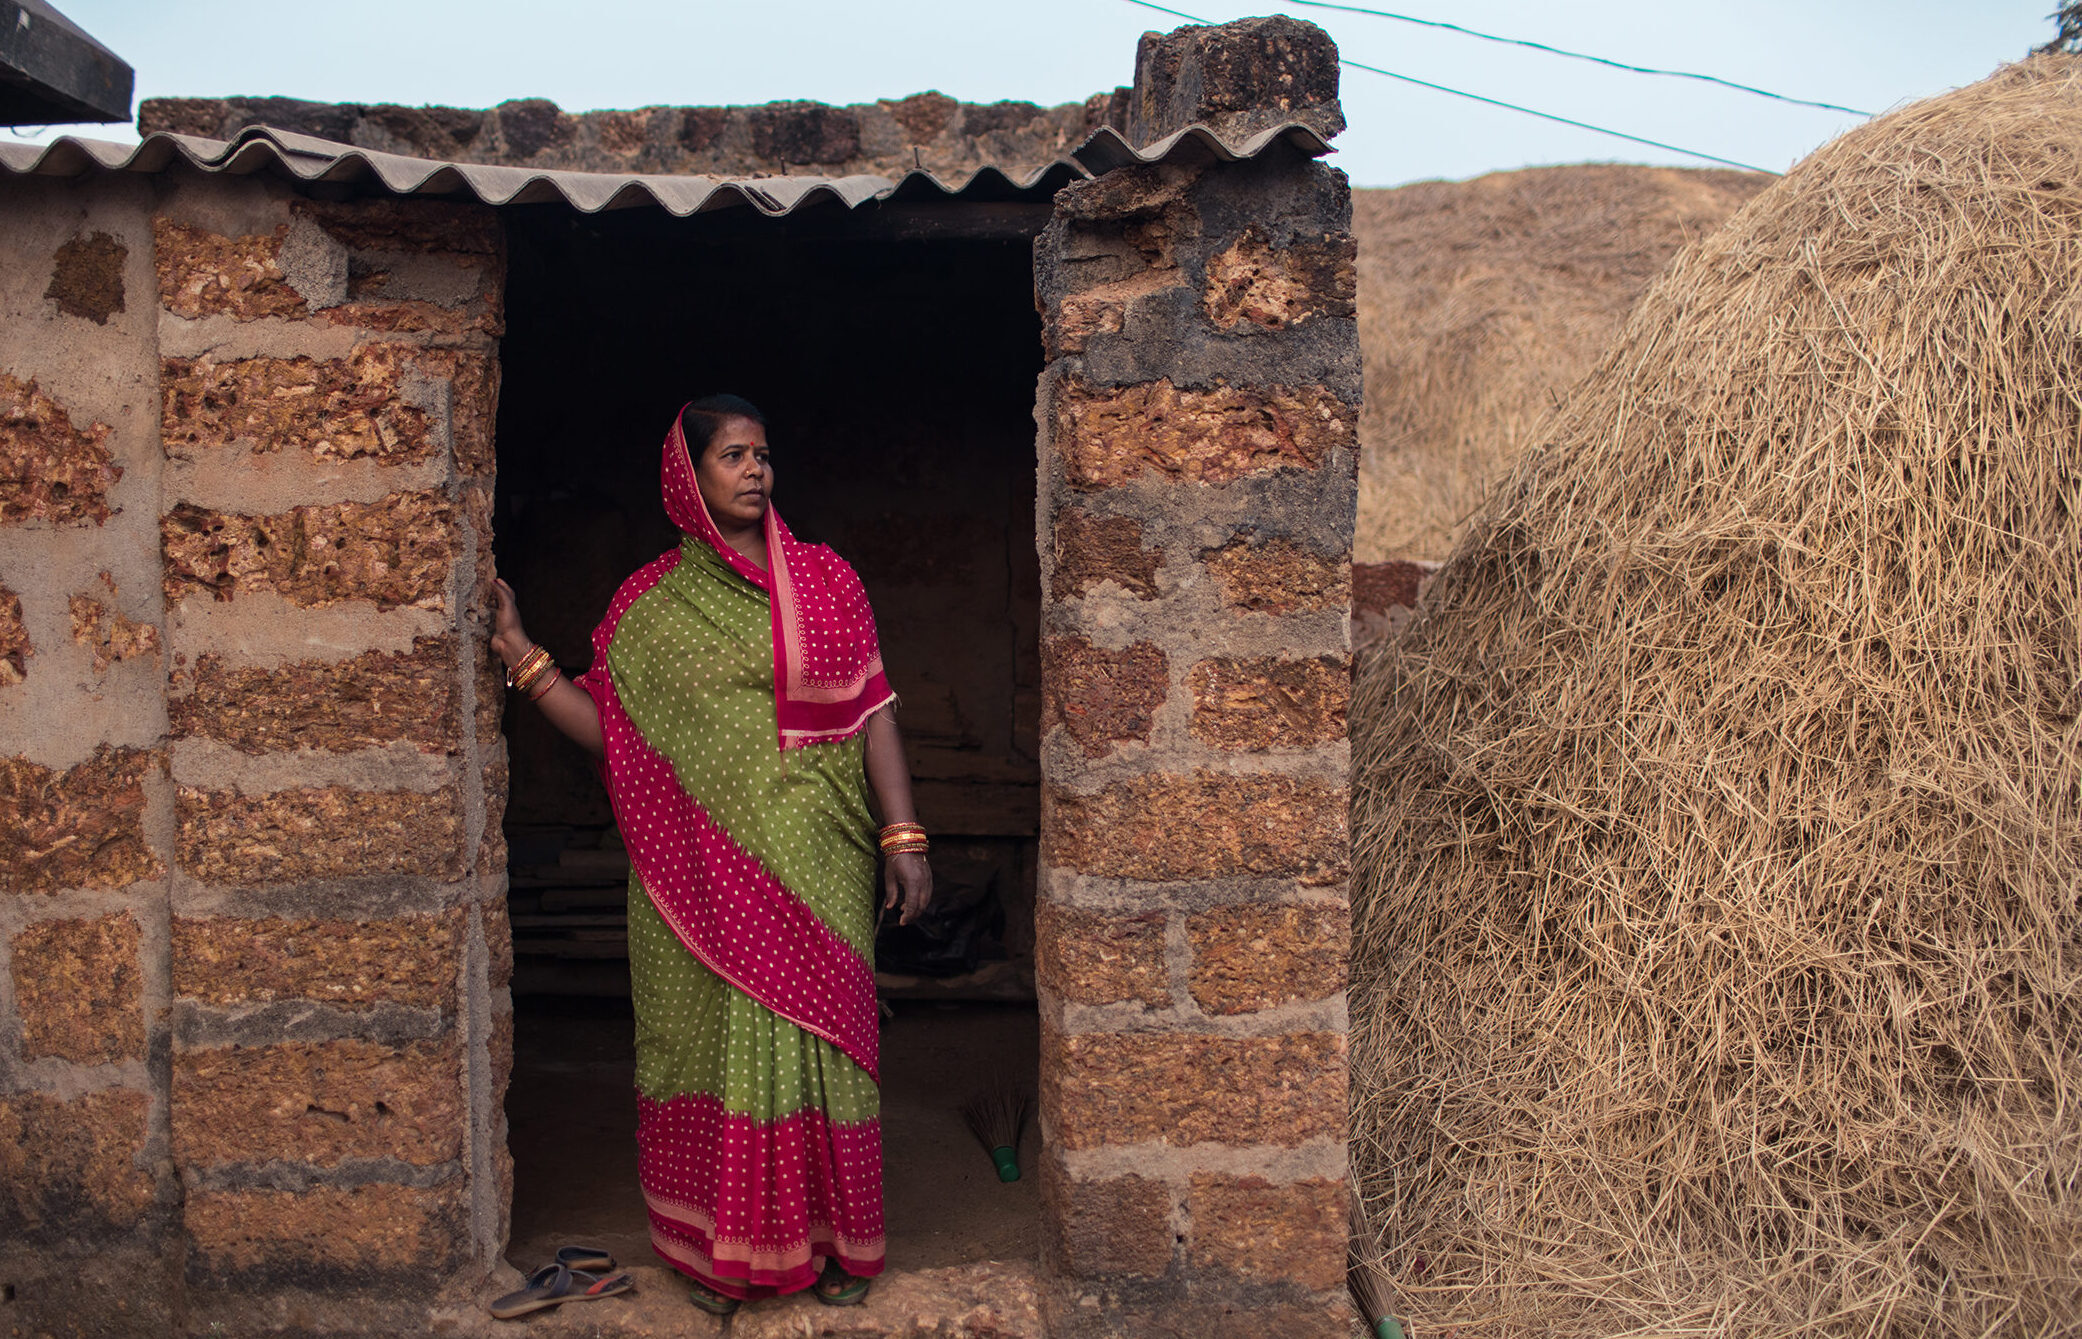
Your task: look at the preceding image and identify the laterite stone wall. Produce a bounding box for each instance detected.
[1031,17,1357,1338]
[0,171,507,1331]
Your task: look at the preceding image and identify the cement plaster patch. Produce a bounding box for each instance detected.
[170,737,460,794]
[169,590,455,667]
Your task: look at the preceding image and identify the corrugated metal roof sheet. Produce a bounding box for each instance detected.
[0,119,1333,218]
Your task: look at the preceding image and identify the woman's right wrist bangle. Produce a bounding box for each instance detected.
[508,645,555,695]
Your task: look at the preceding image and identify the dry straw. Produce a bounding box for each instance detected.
[1354,165,1767,563]
[1350,56,2082,1337]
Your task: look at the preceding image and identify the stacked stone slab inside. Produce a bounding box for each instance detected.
[0,170,508,1326]
[1032,17,1357,1338]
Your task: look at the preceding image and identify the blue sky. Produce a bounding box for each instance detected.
[7,1,2059,185]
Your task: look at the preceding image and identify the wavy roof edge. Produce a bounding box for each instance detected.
[0,120,1333,218]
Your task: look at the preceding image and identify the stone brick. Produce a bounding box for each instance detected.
[1055,377,1354,489]
[1049,509,1161,601]
[1128,15,1345,145]
[1187,1174,1345,1292]
[747,101,861,164]
[1045,270,1183,360]
[446,357,499,475]
[1034,902,1170,1008]
[169,637,461,755]
[1201,537,1349,614]
[162,492,457,612]
[461,480,496,615]
[292,197,502,256]
[1047,772,1346,884]
[1041,1155,1175,1278]
[489,1004,514,1104]
[12,912,145,1063]
[1203,226,1356,332]
[175,784,466,884]
[1352,560,1427,617]
[154,219,309,321]
[0,582,29,683]
[0,746,162,893]
[1187,655,1348,751]
[173,1038,463,1167]
[68,583,160,674]
[161,347,442,465]
[1044,1028,1345,1150]
[0,1089,154,1236]
[319,299,494,338]
[1186,904,1347,1017]
[478,746,510,876]
[184,1181,466,1280]
[1043,636,1167,758]
[171,910,465,1010]
[0,371,119,526]
[474,646,505,749]
[483,893,513,990]
[45,230,127,325]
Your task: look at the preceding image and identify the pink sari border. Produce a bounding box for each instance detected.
[637,1092,885,1299]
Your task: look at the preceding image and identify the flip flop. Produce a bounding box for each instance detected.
[688,1280,742,1316]
[488,1264,635,1319]
[490,1264,571,1319]
[555,1245,616,1272]
[565,1270,635,1306]
[813,1259,870,1307]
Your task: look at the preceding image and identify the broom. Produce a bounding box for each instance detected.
[1348,1194,1409,1339]
[959,1076,1032,1183]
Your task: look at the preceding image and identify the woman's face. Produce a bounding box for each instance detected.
[694,415,771,528]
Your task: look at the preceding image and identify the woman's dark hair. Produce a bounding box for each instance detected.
[681,394,767,454]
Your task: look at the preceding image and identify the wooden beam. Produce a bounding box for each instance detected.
[0,0,132,125]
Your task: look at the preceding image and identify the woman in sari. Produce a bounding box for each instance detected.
[489,394,932,1314]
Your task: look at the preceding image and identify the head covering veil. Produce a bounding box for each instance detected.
[659,408,894,749]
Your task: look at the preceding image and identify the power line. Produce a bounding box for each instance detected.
[1282,0,1873,117]
[1120,0,1782,175]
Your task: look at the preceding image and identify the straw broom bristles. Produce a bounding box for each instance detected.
[960,1075,1032,1183]
[1350,1193,1411,1339]
[1349,54,2082,1338]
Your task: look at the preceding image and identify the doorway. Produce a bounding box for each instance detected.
[489,196,1047,1276]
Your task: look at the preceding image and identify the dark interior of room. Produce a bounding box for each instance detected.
[490,198,1045,1276]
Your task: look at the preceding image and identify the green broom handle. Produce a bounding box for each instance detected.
[989,1146,1021,1182]
[1372,1319,1407,1339]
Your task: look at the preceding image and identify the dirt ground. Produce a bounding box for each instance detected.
[505,996,1043,1282]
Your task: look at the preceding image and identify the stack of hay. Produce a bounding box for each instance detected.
[1350,57,2082,1337]
[1354,164,1767,563]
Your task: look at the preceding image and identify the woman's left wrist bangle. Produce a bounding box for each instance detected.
[879,821,928,856]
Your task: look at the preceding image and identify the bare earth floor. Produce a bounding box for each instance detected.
[505,995,1043,1297]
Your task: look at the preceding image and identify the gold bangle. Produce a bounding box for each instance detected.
[506,646,549,690]
[526,665,562,702]
[513,659,553,697]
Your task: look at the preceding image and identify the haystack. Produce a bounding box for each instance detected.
[1354,165,1767,563]
[1350,56,2082,1337]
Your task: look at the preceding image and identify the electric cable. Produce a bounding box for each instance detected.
[1280,0,1873,117]
[1121,0,1783,175]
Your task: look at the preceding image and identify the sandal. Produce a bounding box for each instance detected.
[813,1258,870,1307]
[489,1264,635,1319]
[555,1244,616,1272]
[688,1280,742,1316]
